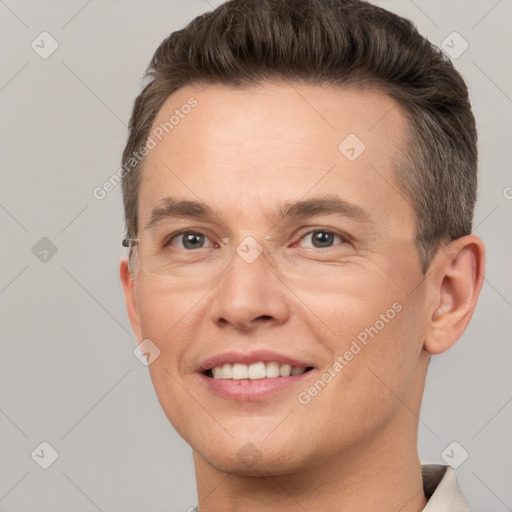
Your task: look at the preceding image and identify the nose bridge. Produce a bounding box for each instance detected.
[223,234,274,294]
[210,234,289,329]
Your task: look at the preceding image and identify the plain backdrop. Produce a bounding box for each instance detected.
[1,1,511,511]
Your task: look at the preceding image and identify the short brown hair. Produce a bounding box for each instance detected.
[121,0,477,272]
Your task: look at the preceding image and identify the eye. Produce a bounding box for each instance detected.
[295,229,347,249]
[167,231,216,250]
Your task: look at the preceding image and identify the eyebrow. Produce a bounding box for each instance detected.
[146,198,216,229]
[145,195,373,229]
[278,196,372,224]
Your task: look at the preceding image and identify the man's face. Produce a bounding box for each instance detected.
[123,82,434,474]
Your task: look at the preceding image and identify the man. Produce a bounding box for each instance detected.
[119,0,485,509]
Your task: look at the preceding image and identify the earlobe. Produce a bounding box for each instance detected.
[120,257,142,342]
[424,235,485,355]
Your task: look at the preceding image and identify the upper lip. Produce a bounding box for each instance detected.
[197,349,315,372]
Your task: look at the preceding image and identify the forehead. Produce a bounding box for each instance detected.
[138,81,413,234]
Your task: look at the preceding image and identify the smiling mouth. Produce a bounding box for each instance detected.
[204,361,315,379]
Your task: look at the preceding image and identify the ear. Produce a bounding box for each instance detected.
[424,235,485,355]
[120,257,143,342]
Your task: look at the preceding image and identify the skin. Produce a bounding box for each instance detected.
[120,82,485,511]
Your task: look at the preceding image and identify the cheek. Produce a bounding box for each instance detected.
[325,279,427,395]
[358,301,425,383]
[289,301,426,459]
[295,265,427,419]
[133,283,208,438]
[134,280,205,344]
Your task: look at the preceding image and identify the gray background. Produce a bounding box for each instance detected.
[1,0,511,510]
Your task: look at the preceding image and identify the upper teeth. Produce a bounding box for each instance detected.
[211,362,307,379]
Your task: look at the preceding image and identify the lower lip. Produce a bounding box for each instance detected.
[198,371,314,401]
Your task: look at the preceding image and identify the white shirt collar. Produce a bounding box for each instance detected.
[422,464,470,511]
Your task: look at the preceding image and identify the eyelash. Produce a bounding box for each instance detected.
[292,229,349,248]
[164,228,350,249]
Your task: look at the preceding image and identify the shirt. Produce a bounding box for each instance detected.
[189,464,470,511]
[422,464,470,511]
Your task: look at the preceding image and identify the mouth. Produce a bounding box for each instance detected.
[196,350,316,401]
[204,361,315,379]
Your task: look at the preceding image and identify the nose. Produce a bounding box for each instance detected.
[209,244,290,332]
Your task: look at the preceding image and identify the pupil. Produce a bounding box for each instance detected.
[313,231,333,248]
[183,233,204,249]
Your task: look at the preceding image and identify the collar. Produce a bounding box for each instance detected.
[422,464,470,511]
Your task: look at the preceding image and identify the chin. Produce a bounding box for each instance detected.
[190,428,312,477]
[201,446,306,477]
